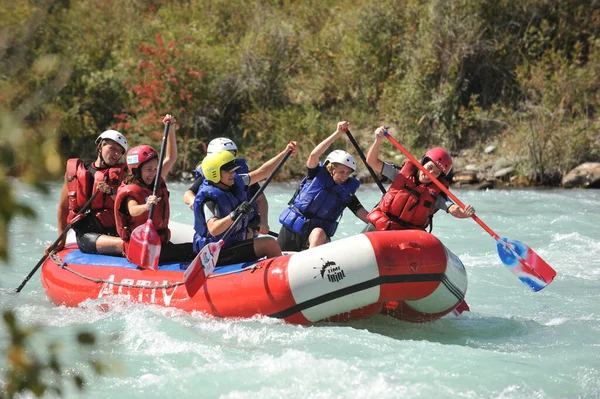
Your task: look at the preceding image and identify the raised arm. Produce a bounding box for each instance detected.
[248,141,298,185]
[306,121,349,169]
[160,114,178,180]
[366,126,387,173]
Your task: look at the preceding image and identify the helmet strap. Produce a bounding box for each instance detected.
[96,143,110,169]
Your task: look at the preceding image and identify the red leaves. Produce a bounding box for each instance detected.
[117,34,203,139]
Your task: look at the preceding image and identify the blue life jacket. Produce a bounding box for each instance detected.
[194,157,260,227]
[193,174,250,252]
[279,163,360,237]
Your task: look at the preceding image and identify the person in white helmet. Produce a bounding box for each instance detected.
[183,137,270,238]
[278,121,369,251]
[47,129,129,256]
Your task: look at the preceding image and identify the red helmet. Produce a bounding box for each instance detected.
[126,145,158,175]
[423,147,452,175]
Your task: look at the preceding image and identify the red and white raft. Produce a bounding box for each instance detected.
[41,228,468,324]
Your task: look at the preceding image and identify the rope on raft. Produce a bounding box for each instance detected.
[48,252,262,289]
[49,252,184,289]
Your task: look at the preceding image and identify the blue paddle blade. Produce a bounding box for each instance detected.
[496,238,557,292]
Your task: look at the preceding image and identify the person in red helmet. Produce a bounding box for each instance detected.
[114,114,195,263]
[364,126,475,232]
[48,129,129,256]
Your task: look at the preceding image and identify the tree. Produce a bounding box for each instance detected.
[1,1,106,397]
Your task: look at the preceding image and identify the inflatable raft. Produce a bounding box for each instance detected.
[41,227,468,324]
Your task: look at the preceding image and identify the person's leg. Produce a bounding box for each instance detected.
[76,232,123,256]
[159,241,195,264]
[253,236,281,259]
[361,223,377,233]
[307,227,328,248]
[216,240,257,266]
[75,222,123,256]
[277,226,306,252]
[95,235,124,256]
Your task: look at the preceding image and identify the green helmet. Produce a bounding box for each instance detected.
[201,150,240,183]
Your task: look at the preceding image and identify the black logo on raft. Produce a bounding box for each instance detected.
[314,258,346,283]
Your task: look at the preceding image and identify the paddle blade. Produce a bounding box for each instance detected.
[452,300,470,316]
[496,238,557,292]
[183,240,223,297]
[127,220,161,270]
[183,255,207,297]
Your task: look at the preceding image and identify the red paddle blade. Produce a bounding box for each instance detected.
[127,220,161,270]
[184,240,223,297]
[452,300,470,316]
[183,255,206,297]
[496,238,557,292]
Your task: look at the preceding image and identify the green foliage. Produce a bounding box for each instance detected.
[2,310,106,398]
[3,0,599,185]
[1,0,68,261]
[1,2,108,397]
[505,37,600,184]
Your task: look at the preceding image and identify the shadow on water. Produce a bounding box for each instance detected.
[323,313,544,349]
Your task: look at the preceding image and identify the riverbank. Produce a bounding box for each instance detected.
[349,147,600,190]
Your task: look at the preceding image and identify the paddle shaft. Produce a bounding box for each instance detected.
[15,190,102,292]
[222,149,293,242]
[383,131,500,240]
[346,130,387,194]
[148,122,171,220]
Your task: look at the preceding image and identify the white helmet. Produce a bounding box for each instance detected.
[96,130,128,152]
[325,150,356,172]
[207,137,237,154]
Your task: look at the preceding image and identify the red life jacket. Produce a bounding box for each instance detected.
[367,162,448,231]
[66,158,126,228]
[114,180,171,248]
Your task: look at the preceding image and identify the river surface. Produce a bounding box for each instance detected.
[1,181,599,398]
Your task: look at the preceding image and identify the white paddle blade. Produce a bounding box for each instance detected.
[183,240,223,297]
[200,240,222,276]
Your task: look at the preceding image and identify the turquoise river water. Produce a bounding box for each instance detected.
[1,181,599,398]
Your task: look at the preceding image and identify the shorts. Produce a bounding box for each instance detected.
[72,213,118,254]
[216,239,257,266]
[277,226,331,252]
[277,226,309,252]
[75,228,119,254]
[159,241,196,264]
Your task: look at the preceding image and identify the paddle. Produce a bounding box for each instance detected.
[383,131,557,292]
[15,190,102,293]
[126,122,170,270]
[184,149,293,297]
[345,130,387,194]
